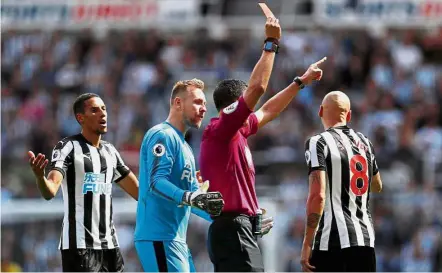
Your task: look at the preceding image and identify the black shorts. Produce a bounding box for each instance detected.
[208,213,264,272]
[61,248,124,272]
[310,246,376,272]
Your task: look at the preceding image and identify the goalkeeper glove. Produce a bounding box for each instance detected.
[182,180,224,216]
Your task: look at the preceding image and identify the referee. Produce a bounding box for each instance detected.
[199,16,326,271]
[301,91,383,272]
[27,93,139,272]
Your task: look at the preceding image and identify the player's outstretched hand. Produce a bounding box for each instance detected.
[265,17,281,40]
[300,57,327,85]
[28,151,48,179]
[183,180,224,216]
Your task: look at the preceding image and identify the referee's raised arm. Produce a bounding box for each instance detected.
[243,16,281,111]
[206,18,282,141]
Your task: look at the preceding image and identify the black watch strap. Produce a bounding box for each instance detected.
[293,76,305,89]
[263,38,279,54]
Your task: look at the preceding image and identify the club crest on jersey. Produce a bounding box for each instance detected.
[52,150,61,162]
[305,150,311,164]
[153,144,165,157]
[223,101,239,114]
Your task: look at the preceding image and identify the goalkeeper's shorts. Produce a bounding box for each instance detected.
[134,240,195,272]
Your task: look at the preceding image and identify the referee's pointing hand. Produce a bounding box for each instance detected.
[28,151,48,179]
[299,57,327,85]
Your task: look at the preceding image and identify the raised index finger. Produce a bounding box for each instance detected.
[314,57,327,66]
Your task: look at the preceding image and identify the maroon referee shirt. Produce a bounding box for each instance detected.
[199,96,259,216]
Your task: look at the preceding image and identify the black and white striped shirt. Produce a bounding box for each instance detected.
[49,134,130,250]
[304,125,379,251]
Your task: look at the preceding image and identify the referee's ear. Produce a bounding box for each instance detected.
[346,110,352,123]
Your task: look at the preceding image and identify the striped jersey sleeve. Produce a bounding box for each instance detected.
[357,132,379,176]
[304,135,328,174]
[49,140,74,178]
[107,144,130,183]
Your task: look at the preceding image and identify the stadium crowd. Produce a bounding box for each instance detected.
[1,26,442,271]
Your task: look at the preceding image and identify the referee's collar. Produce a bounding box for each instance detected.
[328,125,350,130]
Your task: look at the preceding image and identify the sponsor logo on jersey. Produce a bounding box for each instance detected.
[82,173,111,195]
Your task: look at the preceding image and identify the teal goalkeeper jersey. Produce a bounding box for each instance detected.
[134,122,211,243]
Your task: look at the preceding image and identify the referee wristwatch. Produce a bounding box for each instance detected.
[293,76,305,89]
[263,38,279,54]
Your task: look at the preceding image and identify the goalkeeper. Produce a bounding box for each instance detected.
[134,79,224,272]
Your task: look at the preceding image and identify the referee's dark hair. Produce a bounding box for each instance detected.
[73,93,100,122]
[213,79,247,112]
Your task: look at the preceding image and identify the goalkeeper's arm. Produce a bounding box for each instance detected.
[150,178,223,216]
[146,132,223,215]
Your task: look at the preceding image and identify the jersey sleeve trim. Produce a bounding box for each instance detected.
[114,149,131,183]
[114,171,130,183]
[50,167,67,178]
[309,166,326,173]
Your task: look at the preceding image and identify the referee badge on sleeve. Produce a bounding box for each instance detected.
[52,150,61,162]
[305,150,311,164]
[223,101,239,114]
[153,144,165,157]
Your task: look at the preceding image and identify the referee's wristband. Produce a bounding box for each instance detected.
[293,76,305,89]
[263,38,279,54]
[264,38,279,45]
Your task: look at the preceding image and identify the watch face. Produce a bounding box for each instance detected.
[264,42,273,50]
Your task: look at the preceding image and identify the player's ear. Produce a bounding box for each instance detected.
[76,113,84,124]
[173,97,182,111]
[318,105,323,118]
[347,110,352,123]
